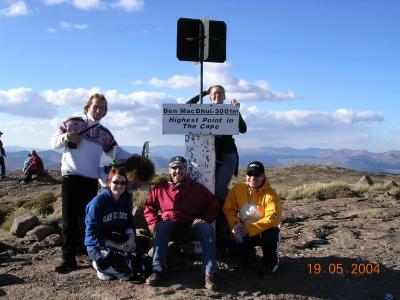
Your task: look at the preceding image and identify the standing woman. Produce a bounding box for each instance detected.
[51,93,131,273]
[187,85,247,249]
[0,131,6,181]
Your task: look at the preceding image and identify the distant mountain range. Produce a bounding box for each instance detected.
[3,145,400,174]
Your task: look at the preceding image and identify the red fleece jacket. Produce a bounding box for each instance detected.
[144,177,220,229]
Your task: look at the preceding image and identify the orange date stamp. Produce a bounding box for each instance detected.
[307,262,380,276]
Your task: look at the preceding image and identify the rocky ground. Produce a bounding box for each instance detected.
[0,167,399,300]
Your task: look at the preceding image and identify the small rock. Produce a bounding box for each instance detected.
[41,233,63,247]
[384,180,399,190]
[28,242,41,254]
[358,175,373,186]
[10,213,40,238]
[26,225,56,241]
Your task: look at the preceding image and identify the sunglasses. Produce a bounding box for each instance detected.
[247,172,262,177]
[112,180,127,186]
[170,166,185,170]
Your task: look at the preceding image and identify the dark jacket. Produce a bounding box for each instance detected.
[186,95,247,176]
[26,154,44,176]
[85,189,135,261]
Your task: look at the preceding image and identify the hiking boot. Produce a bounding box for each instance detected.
[54,259,77,273]
[204,272,217,290]
[145,270,165,286]
[259,264,279,279]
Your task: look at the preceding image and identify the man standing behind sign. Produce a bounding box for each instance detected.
[187,85,247,251]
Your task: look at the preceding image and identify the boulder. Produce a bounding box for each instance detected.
[358,175,373,186]
[26,225,56,241]
[40,233,63,247]
[384,180,399,190]
[10,214,40,237]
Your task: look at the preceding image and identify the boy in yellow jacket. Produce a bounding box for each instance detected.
[223,161,282,278]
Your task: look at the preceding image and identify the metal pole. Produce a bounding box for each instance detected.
[186,18,215,254]
[199,21,204,104]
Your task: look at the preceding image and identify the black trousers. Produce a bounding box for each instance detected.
[231,227,280,269]
[61,175,98,260]
[0,157,5,178]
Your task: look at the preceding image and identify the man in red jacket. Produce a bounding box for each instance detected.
[144,156,220,290]
[21,150,45,184]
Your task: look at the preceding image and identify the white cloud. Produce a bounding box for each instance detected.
[1,0,29,17]
[112,0,143,11]
[61,21,88,30]
[41,0,143,11]
[148,75,198,89]
[145,63,296,102]
[48,27,57,33]
[43,88,98,106]
[132,80,144,85]
[42,0,68,4]
[0,87,388,151]
[73,0,101,10]
[0,88,57,118]
[243,107,384,129]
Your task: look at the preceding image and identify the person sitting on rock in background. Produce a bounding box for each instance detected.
[85,160,155,281]
[23,153,32,174]
[50,93,133,273]
[0,131,6,181]
[223,161,282,278]
[187,85,247,253]
[143,156,220,290]
[21,150,44,184]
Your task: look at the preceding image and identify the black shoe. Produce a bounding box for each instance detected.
[259,264,279,279]
[54,259,77,273]
[145,270,165,286]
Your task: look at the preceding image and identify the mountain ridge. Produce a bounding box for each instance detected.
[3,146,400,174]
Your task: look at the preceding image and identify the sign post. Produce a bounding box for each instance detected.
[163,102,239,193]
[174,17,228,253]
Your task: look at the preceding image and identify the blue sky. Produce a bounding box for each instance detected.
[0,0,399,152]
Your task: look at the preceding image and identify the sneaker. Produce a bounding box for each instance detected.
[204,272,217,290]
[54,259,77,273]
[260,264,279,279]
[93,261,131,281]
[92,261,113,281]
[145,270,164,286]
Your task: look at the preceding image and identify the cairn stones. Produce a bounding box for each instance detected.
[358,174,373,186]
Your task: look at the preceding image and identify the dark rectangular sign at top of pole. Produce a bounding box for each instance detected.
[176,18,226,63]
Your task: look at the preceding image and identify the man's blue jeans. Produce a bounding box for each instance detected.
[152,220,217,273]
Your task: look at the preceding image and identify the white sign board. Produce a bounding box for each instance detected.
[162,104,240,135]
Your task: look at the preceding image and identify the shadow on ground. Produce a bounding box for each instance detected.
[163,256,399,299]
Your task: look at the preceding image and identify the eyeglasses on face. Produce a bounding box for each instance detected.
[112,180,127,186]
[170,166,185,170]
[247,172,262,177]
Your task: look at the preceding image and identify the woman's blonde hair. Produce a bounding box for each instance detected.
[83,93,108,117]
